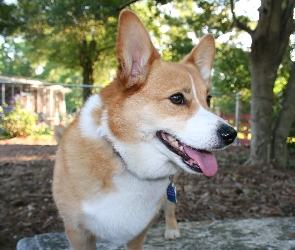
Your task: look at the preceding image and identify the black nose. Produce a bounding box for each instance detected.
[218,124,237,145]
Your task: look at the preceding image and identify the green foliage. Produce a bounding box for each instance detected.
[13,0,130,101]
[211,95,236,115]
[211,92,250,115]
[0,0,20,36]
[273,45,294,118]
[287,118,295,148]
[132,1,195,62]
[212,43,251,94]
[65,88,84,113]
[1,96,48,138]
[17,0,120,76]
[0,39,36,77]
[188,0,233,37]
[211,42,251,114]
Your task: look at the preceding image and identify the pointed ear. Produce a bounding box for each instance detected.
[183,34,215,85]
[116,10,160,89]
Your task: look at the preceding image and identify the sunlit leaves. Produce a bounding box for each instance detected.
[212,42,251,94]
[0,0,19,36]
[0,39,35,77]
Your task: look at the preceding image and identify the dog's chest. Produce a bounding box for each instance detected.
[81,172,168,244]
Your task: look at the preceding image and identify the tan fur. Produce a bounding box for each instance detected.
[53,9,217,250]
[164,200,179,237]
[102,61,205,143]
[53,125,66,144]
[126,219,155,250]
[54,119,120,200]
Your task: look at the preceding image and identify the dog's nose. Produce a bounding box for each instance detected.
[218,124,237,145]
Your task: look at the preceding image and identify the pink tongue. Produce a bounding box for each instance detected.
[183,146,218,177]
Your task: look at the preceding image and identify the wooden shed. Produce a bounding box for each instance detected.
[0,74,71,125]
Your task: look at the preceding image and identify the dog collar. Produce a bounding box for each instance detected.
[167,175,177,204]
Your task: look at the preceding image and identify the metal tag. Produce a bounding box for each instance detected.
[167,176,177,204]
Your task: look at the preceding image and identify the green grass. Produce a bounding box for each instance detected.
[0,128,54,140]
[29,133,54,140]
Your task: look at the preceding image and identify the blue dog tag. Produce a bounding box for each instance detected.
[167,176,177,204]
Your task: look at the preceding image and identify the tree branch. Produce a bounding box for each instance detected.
[230,0,254,37]
[94,45,115,62]
[273,60,295,167]
[94,0,140,23]
[281,0,294,27]
[97,45,115,54]
[278,0,295,59]
[117,0,139,12]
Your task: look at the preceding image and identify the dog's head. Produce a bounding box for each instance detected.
[97,10,236,179]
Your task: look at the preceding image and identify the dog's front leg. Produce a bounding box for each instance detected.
[126,219,154,250]
[163,188,180,239]
[65,225,96,250]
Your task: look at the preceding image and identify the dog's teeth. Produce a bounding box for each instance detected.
[179,146,184,152]
[172,141,179,148]
[167,134,176,142]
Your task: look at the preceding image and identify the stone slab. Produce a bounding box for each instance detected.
[17,217,295,250]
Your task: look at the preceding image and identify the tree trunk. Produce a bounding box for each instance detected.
[79,39,95,103]
[249,55,279,165]
[230,0,295,166]
[273,61,295,167]
[82,66,94,102]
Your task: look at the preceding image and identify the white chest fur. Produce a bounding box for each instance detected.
[81,171,168,244]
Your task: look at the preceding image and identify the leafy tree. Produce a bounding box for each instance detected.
[16,0,138,101]
[0,39,35,77]
[212,43,251,114]
[212,43,251,94]
[230,0,295,167]
[0,0,19,36]
[0,0,25,76]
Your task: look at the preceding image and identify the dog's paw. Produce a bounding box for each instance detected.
[164,228,180,240]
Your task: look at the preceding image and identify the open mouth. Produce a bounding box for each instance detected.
[156,131,218,177]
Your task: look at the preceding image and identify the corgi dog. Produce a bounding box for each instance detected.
[52,9,237,250]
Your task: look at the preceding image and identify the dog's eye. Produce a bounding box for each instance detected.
[207,95,212,107]
[170,93,186,105]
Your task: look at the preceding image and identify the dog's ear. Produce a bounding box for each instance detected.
[183,34,215,86]
[116,9,160,89]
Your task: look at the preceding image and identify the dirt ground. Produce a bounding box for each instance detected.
[0,138,295,250]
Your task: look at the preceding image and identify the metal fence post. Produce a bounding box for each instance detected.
[1,84,5,104]
[234,92,240,146]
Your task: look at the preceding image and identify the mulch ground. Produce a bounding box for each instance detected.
[0,138,295,250]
